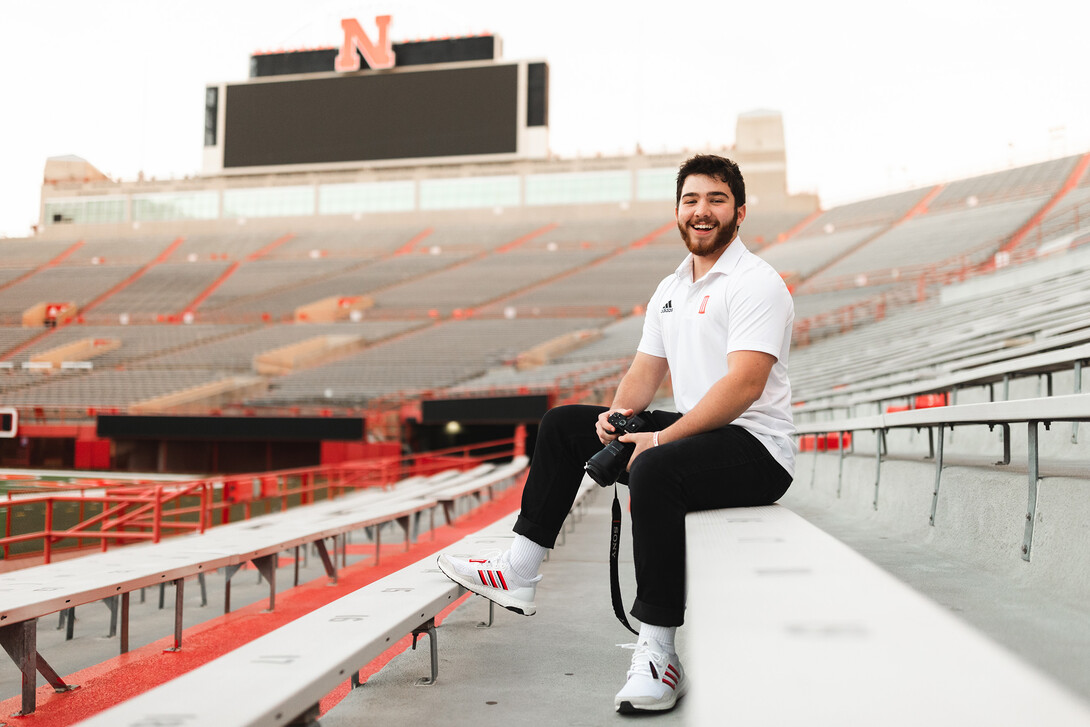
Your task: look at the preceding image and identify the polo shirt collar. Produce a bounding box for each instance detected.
[674,237,748,282]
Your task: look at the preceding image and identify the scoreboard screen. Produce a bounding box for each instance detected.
[219,62,523,169]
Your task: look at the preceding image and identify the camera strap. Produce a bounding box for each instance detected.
[609,484,639,636]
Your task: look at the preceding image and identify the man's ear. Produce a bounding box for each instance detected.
[736,204,747,226]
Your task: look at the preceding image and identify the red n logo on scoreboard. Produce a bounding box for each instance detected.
[334,15,395,72]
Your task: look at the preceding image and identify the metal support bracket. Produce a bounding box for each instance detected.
[477,600,495,629]
[165,577,184,652]
[929,426,945,526]
[990,422,1011,465]
[873,429,886,511]
[59,606,76,641]
[836,431,846,498]
[1023,421,1042,562]
[1074,360,1083,444]
[397,515,412,551]
[120,592,130,654]
[105,595,119,637]
[253,554,278,611]
[411,618,439,686]
[0,619,79,716]
[223,563,244,614]
[294,545,301,587]
[314,538,338,584]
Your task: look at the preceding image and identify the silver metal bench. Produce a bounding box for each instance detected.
[686,505,1090,726]
[72,513,522,727]
[795,393,1090,560]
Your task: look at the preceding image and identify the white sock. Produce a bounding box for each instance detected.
[639,623,677,653]
[507,534,547,580]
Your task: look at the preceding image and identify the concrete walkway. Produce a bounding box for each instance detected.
[322,484,691,726]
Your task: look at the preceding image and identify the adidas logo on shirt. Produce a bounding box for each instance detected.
[661,300,673,314]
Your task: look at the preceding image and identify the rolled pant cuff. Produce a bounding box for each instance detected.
[632,599,684,628]
[513,514,557,550]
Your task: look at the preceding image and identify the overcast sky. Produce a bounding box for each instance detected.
[2,0,1088,237]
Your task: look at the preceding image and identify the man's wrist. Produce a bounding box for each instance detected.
[652,431,660,447]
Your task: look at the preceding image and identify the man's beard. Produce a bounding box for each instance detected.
[678,213,738,258]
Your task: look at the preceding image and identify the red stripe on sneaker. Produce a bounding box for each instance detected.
[486,571,498,588]
[666,664,680,680]
[478,570,489,586]
[662,676,677,689]
[496,571,508,590]
[469,559,487,563]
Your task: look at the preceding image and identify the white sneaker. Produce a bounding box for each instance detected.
[436,551,541,616]
[614,638,687,713]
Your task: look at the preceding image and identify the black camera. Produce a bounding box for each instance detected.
[585,411,649,487]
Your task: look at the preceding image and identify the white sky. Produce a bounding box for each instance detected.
[2,0,1088,238]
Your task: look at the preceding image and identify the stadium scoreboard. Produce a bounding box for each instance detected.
[203,16,549,175]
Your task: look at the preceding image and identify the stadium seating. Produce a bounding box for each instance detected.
[90,262,236,317]
[0,461,525,716]
[253,318,611,406]
[804,196,1048,284]
[926,156,1080,214]
[0,266,142,323]
[790,252,1090,406]
[2,154,1088,424]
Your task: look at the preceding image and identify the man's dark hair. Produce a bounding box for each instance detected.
[676,154,746,208]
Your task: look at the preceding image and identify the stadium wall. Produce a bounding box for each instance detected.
[36,144,818,238]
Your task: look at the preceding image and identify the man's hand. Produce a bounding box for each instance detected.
[596,408,634,445]
[619,430,655,471]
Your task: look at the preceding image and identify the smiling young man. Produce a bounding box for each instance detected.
[438,154,796,714]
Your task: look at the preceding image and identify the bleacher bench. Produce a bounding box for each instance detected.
[686,505,1090,726]
[73,512,523,727]
[795,393,1090,560]
[432,456,528,524]
[0,461,525,716]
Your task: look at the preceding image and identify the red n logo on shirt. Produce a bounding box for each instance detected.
[698,295,710,314]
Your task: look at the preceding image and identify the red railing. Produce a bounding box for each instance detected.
[0,434,523,566]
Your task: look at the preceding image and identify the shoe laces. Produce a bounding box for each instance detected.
[476,548,504,563]
[619,640,670,680]
[466,549,541,585]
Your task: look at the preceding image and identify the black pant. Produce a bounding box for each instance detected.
[513,404,792,627]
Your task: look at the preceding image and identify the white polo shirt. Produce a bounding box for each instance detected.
[637,237,797,476]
